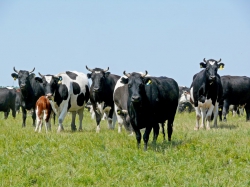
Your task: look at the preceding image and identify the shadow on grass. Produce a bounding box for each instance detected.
[217,123,238,129]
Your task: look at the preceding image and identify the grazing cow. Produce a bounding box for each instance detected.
[113,76,133,134]
[121,71,179,150]
[178,87,194,113]
[35,71,89,132]
[190,58,224,130]
[35,96,53,133]
[219,75,250,121]
[0,88,17,119]
[86,66,120,132]
[11,67,45,126]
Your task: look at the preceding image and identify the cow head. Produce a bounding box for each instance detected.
[86,66,110,92]
[11,67,35,91]
[121,71,149,103]
[200,58,225,83]
[35,73,62,100]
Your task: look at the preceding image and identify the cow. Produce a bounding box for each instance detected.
[113,76,133,134]
[35,96,53,133]
[121,71,179,150]
[35,71,90,132]
[178,86,194,113]
[0,88,17,119]
[219,75,250,122]
[190,58,224,130]
[11,67,45,127]
[86,66,120,132]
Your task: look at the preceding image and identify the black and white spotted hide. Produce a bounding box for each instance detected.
[35,71,90,132]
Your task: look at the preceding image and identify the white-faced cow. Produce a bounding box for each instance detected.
[190,58,224,130]
[218,75,250,122]
[113,76,133,134]
[0,88,17,119]
[86,66,120,132]
[35,71,89,132]
[121,71,179,151]
[11,67,45,127]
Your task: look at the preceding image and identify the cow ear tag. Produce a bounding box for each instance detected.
[219,65,224,70]
[58,76,63,84]
[13,77,16,81]
[146,80,152,85]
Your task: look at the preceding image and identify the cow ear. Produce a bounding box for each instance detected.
[218,63,225,70]
[144,78,152,85]
[87,73,92,79]
[35,77,43,83]
[121,77,128,84]
[200,62,206,68]
[11,73,18,80]
[105,72,110,78]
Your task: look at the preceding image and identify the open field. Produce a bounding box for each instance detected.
[0,111,250,187]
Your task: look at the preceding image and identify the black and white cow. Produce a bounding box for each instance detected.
[86,66,120,132]
[121,71,179,150]
[219,75,250,122]
[35,71,90,132]
[113,75,133,134]
[190,58,224,130]
[0,88,17,119]
[178,86,194,113]
[11,67,45,127]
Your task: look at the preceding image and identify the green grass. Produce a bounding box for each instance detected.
[0,111,250,186]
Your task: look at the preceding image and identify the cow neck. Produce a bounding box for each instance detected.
[20,81,33,100]
[53,84,62,106]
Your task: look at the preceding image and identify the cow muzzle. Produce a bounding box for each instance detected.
[93,87,100,92]
[20,84,26,89]
[131,95,141,103]
[46,93,53,100]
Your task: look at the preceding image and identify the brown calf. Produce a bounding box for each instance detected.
[35,96,53,133]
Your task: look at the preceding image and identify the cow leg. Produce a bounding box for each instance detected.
[245,105,250,121]
[200,107,206,129]
[107,107,115,129]
[194,107,201,130]
[143,126,153,151]
[133,126,141,149]
[213,103,219,128]
[206,105,214,130]
[4,111,9,119]
[222,100,230,122]
[77,108,84,131]
[21,106,27,127]
[11,105,16,119]
[161,123,166,141]
[167,117,174,141]
[112,111,117,130]
[57,105,68,132]
[71,111,77,131]
[44,109,51,133]
[152,124,160,144]
[32,108,36,127]
[95,111,102,133]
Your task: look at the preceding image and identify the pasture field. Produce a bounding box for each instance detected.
[0,111,250,187]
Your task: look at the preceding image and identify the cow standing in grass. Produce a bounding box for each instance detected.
[35,71,89,132]
[190,58,224,130]
[35,96,53,133]
[11,67,45,127]
[0,88,17,119]
[86,66,120,132]
[121,71,179,150]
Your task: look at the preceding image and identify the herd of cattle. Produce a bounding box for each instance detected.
[1,58,250,150]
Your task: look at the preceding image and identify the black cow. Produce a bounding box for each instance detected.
[0,88,17,119]
[190,58,224,130]
[121,71,179,150]
[11,67,45,127]
[86,66,120,132]
[219,75,250,122]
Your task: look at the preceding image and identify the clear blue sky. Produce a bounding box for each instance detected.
[1,1,250,87]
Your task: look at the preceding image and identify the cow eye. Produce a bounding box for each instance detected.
[139,83,144,88]
[43,83,46,87]
[128,84,132,88]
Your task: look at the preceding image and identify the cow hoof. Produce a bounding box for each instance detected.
[194,127,199,131]
[78,128,83,132]
[96,126,100,133]
[57,126,64,133]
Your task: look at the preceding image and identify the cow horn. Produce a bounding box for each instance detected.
[29,67,35,73]
[217,58,221,62]
[86,66,94,72]
[13,67,19,73]
[38,72,44,78]
[203,58,207,62]
[141,71,148,77]
[103,67,109,72]
[123,71,130,77]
